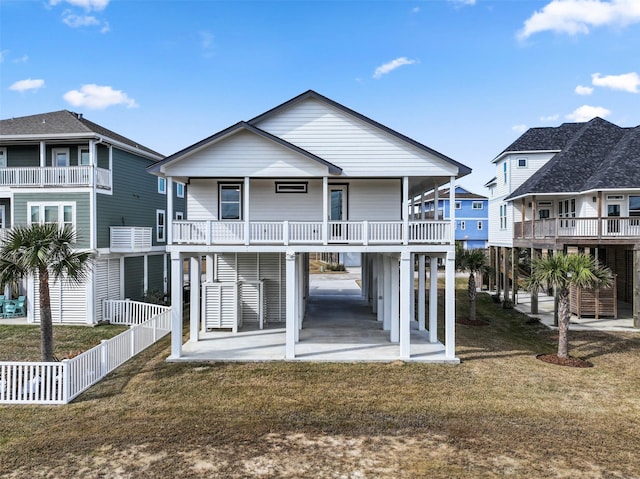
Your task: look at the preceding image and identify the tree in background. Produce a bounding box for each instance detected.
[525,253,612,359]
[456,244,487,322]
[0,224,94,361]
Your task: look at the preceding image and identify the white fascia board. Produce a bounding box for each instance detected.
[491,150,560,164]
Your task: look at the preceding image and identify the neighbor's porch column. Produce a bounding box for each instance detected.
[189,256,201,342]
[399,251,412,359]
[449,176,456,245]
[531,249,539,314]
[418,254,426,331]
[390,254,400,343]
[377,254,384,322]
[633,249,639,329]
[444,249,456,359]
[402,176,409,245]
[244,177,250,245]
[169,251,184,359]
[285,252,297,359]
[383,254,392,330]
[39,141,46,168]
[429,256,438,343]
[166,177,174,244]
[322,177,328,245]
[205,255,214,283]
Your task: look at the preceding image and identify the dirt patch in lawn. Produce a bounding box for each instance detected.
[536,353,594,368]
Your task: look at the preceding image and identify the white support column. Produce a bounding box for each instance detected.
[285,252,296,359]
[444,249,456,359]
[39,141,46,168]
[383,255,391,330]
[399,251,411,359]
[390,254,400,343]
[377,254,384,322]
[244,176,250,245]
[143,254,149,294]
[296,254,304,340]
[170,252,183,359]
[205,254,214,283]
[322,176,328,245]
[166,177,174,245]
[434,187,439,220]
[418,254,426,331]
[189,256,200,342]
[449,176,456,245]
[371,255,378,314]
[163,253,168,295]
[409,253,415,322]
[402,176,409,245]
[421,191,426,220]
[429,256,438,343]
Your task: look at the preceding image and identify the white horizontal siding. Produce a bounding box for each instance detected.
[164,130,329,178]
[187,179,217,220]
[256,98,459,177]
[347,179,401,220]
[249,179,322,221]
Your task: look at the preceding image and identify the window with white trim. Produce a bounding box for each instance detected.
[629,196,640,217]
[499,204,507,229]
[79,147,90,166]
[455,201,462,210]
[28,202,75,229]
[176,182,185,198]
[219,183,242,220]
[517,157,528,168]
[472,201,483,210]
[459,221,466,230]
[158,177,166,195]
[156,210,166,242]
[52,148,70,167]
[275,182,308,193]
[0,147,6,168]
[175,211,184,220]
[477,221,483,230]
[503,162,507,183]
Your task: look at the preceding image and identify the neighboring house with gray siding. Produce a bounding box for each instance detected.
[0,110,184,324]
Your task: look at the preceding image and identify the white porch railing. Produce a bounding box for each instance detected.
[173,220,452,245]
[110,227,153,252]
[103,299,170,325]
[0,308,171,405]
[515,217,640,240]
[0,166,112,189]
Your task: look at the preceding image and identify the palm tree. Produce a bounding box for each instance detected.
[0,224,94,361]
[525,252,612,359]
[456,245,487,322]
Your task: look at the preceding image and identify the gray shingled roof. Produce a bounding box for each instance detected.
[495,121,584,160]
[0,110,162,158]
[507,117,639,199]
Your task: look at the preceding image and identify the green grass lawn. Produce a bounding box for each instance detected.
[1,285,639,478]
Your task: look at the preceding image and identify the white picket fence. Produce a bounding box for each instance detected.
[0,307,171,405]
[103,299,170,325]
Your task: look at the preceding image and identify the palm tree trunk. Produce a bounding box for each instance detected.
[468,273,477,322]
[39,266,55,362]
[557,289,570,358]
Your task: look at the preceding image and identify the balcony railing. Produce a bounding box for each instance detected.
[514,217,640,240]
[110,227,153,252]
[0,166,112,189]
[173,220,451,246]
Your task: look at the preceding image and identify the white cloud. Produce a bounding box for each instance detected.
[49,0,109,11]
[412,7,420,13]
[592,72,640,93]
[565,104,611,121]
[518,0,640,40]
[575,85,594,95]
[449,0,476,5]
[9,78,45,92]
[63,84,138,109]
[63,12,99,27]
[373,57,417,79]
[540,114,560,122]
[512,124,528,133]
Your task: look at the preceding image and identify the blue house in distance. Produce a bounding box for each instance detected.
[421,186,488,250]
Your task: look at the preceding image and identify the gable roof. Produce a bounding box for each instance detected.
[0,110,163,159]
[148,121,343,175]
[506,117,639,200]
[423,186,487,201]
[249,90,471,178]
[492,121,584,163]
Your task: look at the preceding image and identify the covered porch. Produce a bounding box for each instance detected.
[171,268,453,362]
[168,250,458,363]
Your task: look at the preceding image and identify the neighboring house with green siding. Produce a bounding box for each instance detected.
[0,110,184,324]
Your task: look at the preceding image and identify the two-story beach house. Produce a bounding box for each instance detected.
[485,121,586,303]
[0,111,185,324]
[487,117,639,326]
[419,185,488,250]
[147,90,471,362]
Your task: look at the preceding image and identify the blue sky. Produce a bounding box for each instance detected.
[1,0,639,194]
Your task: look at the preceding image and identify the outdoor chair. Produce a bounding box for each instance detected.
[14,296,26,316]
[2,302,16,318]
[0,296,5,314]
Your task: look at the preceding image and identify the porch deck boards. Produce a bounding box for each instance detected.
[174,276,454,363]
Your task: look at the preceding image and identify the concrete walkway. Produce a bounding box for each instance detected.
[510,291,638,333]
